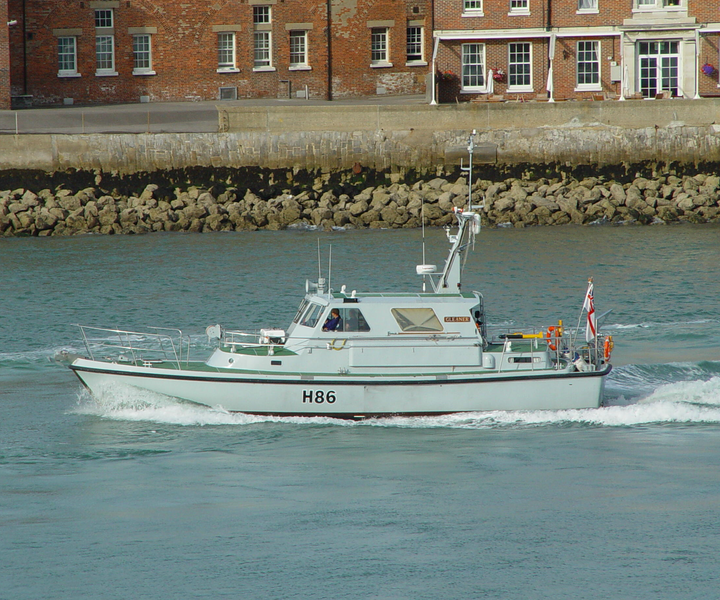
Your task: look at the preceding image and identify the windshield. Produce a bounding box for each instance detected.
[292,299,309,324]
[299,303,324,328]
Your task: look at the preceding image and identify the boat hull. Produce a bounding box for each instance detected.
[70,358,610,417]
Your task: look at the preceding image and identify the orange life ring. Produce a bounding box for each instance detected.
[546,327,557,351]
[604,335,614,361]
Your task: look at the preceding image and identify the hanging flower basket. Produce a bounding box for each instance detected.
[437,70,457,82]
[702,63,717,77]
[492,68,506,82]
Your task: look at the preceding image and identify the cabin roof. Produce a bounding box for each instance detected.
[328,291,477,300]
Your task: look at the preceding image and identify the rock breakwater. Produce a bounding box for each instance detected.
[2,171,720,237]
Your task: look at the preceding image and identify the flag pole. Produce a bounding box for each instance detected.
[572,278,591,349]
[594,283,599,368]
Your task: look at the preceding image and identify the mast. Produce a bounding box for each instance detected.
[417,131,482,293]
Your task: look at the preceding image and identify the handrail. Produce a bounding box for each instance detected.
[76,325,189,370]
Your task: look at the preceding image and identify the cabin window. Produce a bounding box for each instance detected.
[292,299,309,323]
[299,303,324,328]
[338,308,371,332]
[509,356,541,363]
[391,308,443,332]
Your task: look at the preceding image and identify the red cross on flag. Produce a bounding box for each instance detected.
[583,280,596,343]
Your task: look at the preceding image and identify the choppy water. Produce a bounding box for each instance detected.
[2,225,720,599]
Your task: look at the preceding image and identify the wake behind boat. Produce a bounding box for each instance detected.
[70,133,613,418]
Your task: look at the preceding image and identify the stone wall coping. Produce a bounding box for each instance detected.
[211,24,242,32]
[53,28,83,37]
[128,27,158,35]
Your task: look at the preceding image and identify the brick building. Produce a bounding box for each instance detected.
[432,0,720,103]
[6,0,720,108]
[1,0,10,109]
[4,0,430,106]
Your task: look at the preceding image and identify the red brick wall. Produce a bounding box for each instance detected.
[8,0,331,104]
[330,0,431,98]
[7,0,430,106]
[0,0,10,109]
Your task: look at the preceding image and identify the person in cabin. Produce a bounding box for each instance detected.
[322,308,342,331]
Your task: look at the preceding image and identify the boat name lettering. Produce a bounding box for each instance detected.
[444,316,471,322]
[302,390,336,404]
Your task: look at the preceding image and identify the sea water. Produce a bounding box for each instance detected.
[2,225,720,600]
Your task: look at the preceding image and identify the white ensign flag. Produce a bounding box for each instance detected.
[583,281,596,342]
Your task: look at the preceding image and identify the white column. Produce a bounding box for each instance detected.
[547,33,556,103]
[694,29,701,99]
[429,36,440,105]
[618,32,626,101]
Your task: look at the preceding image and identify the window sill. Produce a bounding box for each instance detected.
[460,89,489,94]
[631,7,684,13]
[253,66,276,72]
[461,11,484,17]
[58,72,81,78]
[370,61,393,68]
[406,60,427,67]
[575,86,602,92]
[133,69,156,76]
[576,9,599,14]
[217,67,240,73]
[289,65,312,71]
[508,10,531,16]
[507,86,533,92]
[95,71,118,77]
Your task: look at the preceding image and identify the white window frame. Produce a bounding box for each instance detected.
[634,0,683,9]
[217,32,238,72]
[508,41,532,91]
[253,5,271,24]
[576,40,601,91]
[95,35,117,76]
[406,26,425,65]
[637,40,680,98]
[509,0,530,15]
[461,42,486,92]
[94,8,113,29]
[289,30,309,70]
[462,0,484,16]
[132,34,155,76]
[253,30,274,71]
[57,36,79,77]
[577,0,598,13]
[371,28,391,67]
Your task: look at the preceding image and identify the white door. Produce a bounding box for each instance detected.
[638,41,679,98]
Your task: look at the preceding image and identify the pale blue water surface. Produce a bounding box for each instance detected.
[2,225,720,600]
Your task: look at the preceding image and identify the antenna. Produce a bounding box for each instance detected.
[317,238,322,280]
[328,244,332,293]
[460,129,477,211]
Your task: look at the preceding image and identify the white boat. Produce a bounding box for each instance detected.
[70,134,613,418]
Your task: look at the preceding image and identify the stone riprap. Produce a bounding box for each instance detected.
[2,172,720,237]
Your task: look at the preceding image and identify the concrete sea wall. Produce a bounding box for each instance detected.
[3,100,720,173]
[3,100,720,236]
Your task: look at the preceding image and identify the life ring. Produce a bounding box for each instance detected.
[329,339,347,351]
[545,327,557,352]
[603,336,614,361]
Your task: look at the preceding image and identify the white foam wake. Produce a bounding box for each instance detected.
[73,376,720,429]
[73,385,347,426]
